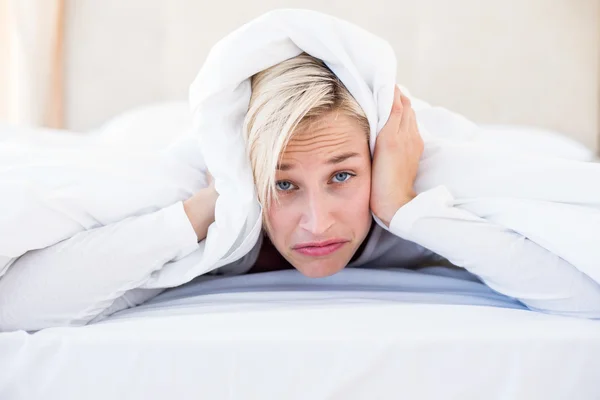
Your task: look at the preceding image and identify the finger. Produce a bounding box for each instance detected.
[400,93,411,108]
[408,110,421,139]
[409,111,424,148]
[399,94,413,132]
[393,86,405,110]
[380,86,404,136]
[408,107,417,130]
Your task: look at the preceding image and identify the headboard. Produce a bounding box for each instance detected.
[64,0,600,151]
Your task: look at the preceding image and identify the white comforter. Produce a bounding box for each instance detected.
[0,10,599,318]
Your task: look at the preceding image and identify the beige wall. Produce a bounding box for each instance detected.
[64,0,599,150]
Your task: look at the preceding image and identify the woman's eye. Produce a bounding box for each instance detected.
[276,181,295,191]
[332,172,353,183]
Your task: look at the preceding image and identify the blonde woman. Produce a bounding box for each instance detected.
[1,53,598,331]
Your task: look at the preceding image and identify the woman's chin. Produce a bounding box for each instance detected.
[293,259,347,278]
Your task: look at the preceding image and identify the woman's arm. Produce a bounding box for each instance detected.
[371,87,600,318]
[388,186,600,318]
[0,185,218,332]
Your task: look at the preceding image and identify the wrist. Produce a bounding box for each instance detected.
[378,192,416,227]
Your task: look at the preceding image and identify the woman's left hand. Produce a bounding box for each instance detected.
[370,86,424,227]
[183,171,219,242]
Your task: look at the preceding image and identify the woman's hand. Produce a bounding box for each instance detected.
[183,172,219,242]
[370,86,424,227]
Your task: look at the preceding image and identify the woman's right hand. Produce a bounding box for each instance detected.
[183,172,219,242]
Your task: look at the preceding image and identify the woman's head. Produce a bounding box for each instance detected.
[244,53,373,278]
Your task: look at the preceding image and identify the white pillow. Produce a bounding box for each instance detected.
[93,101,192,151]
[7,107,596,162]
[476,124,596,162]
[0,121,94,149]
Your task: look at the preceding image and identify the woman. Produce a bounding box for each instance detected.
[1,53,597,331]
[186,53,428,279]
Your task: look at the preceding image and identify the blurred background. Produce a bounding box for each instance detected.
[0,0,599,153]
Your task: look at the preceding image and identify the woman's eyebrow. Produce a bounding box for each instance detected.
[327,152,360,164]
[276,163,293,171]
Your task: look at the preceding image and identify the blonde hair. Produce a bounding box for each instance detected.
[243,52,369,209]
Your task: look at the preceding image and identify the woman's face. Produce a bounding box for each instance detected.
[264,111,373,278]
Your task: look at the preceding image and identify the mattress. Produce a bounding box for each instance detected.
[1,267,599,400]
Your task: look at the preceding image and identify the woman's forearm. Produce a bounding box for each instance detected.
[0,202,199,331]
[389,186,600,319]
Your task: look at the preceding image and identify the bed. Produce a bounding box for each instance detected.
[1,1,600,399]
[1,267,600,399]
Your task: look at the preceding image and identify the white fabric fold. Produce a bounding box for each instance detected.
[0,9,599,298]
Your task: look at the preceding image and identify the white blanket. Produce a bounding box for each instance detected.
[1,9,599,296]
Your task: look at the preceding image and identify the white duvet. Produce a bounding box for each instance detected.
[0,10,599,312]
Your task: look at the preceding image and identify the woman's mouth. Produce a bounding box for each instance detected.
[292,239,349,257]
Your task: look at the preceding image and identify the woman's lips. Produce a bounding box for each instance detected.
[292,240,349,257]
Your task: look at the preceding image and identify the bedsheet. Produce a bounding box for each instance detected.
[1,267,599,400]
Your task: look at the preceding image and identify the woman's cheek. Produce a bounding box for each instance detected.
[338,175,371,201]
[266,197,296,231]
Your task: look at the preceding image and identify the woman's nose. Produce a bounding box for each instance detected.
[299,191,335,236]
